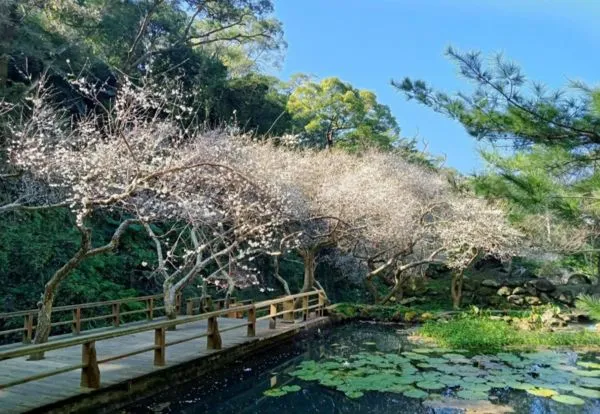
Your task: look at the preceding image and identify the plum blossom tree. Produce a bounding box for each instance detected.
[3,77,295,348]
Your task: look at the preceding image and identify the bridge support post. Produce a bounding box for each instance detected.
[81,341,100,388]
[269,304,277,329]
[72,307,81,335]
[146,298,154,320]
[302,296,309,321]
[247,306,256,337]
[318,292,325,317]
[112,303,120,327]
[283,299,294,322]
[186,300,194,316]
[207,316,222,350]
[154,327,166,366]
[23,313,33,344]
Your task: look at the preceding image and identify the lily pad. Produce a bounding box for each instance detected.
[526,388,558,398]
[281,385,301,393]
[574,369,600,377]
[416,381,445,391]
[456,390,489,400]
[571,386,600,398]
[263,388,288,397]
[403,387,429,399]
[551,394,586,405]
[577,361,600,369]
[345,391,364,399]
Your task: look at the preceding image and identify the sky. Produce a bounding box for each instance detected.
[271,0,600,173]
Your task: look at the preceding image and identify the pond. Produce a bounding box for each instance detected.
[122,321,600,414]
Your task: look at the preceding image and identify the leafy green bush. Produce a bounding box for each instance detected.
[419,317,600,352]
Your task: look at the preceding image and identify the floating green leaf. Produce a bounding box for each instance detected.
[571,386,600,398]
[416,381,445,391]
[263,388,288,397]
[526,387,558,397]
[456,390,489,400]
[403,387,429,399]
[551,394,586,405]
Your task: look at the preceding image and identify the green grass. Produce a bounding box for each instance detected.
[418,317,600,353]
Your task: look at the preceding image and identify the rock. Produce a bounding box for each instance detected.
[541,309,565,328]
[512,287,528,296]
[525,296,542,306]
[497,286,512,296]
[507,295,525,306]
[526,285,538,296]
[481,279,501,288]
[558,292,574,305]
[528,278,556,293]
[399,297,419,306]
[504,278,530,288]
[567,274,592,285]
[420,312,434,321]
[511,266,536,279]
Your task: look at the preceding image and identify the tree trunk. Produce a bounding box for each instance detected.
[273,255,291,296]
[163,279,177,321]
[300,249,316,293]
[451,271,464,310]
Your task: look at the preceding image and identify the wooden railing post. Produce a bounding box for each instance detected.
[207,316,222,350]
[283,299,294,322]
[23,313,33,344]
[154,327,166,366]
[146,297,154,321]
[175,293,182,315]
[186,300,194,316]
[247,306,256,337]
[81,341,100,388]
[302,296,309,321]
[72,306,81,335]
[269,304,277,329]
[112,303,120,327]
[318,292,325,317]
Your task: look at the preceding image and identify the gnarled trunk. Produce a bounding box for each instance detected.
[299,248,316,293]
[163,279,178,321]
[30,219,136,359]
[451,271,464,310]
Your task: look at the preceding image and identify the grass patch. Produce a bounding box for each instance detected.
[418,317,600,353]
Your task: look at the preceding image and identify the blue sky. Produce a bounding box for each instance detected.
[271,0,599,173]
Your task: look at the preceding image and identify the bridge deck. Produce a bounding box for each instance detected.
[0,316,324,413]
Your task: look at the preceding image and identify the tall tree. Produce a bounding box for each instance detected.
[288,77,400,150]
[394,47,600,272]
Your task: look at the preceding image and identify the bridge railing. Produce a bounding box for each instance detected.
[0,293,249,344]
[0,290,325,392]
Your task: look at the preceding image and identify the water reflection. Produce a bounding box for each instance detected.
[121,322,600,414]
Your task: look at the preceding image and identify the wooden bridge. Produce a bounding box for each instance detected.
[0,291,327,414]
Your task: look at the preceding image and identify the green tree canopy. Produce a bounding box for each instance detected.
[288,77,400,150]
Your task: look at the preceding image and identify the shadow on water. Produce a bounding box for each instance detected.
[121,321,600,414]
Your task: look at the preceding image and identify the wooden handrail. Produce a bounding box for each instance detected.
[0,291,325,393]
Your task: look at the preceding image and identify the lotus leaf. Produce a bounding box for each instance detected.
[571,386,600,398]
[462,383,492,393]
[577,361,600,369]
[526,387,558,397]
[345,391,364,399]
[416,380,445,390]
[403,387,429,399]
[456,390,489,400]
[577,377,600,388]
[551,394,586,405]
[574,369,600,377]
[263,388,288,397]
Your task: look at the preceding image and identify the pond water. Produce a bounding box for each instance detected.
[122,321,600,414]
